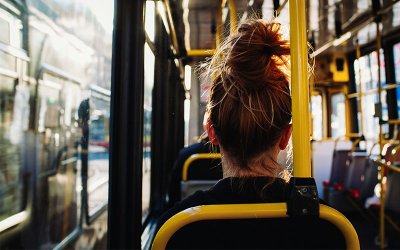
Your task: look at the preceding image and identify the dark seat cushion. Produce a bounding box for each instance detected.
[167,217,346,249]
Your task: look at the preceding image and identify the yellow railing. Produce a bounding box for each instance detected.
[151,203,360,250]
[189,0,237,56]
[186,49,216,57]
[290,0,310,177]
[182,153,222,181]
[372,158,400,249]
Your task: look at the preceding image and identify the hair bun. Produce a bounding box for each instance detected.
[221,19,291,92]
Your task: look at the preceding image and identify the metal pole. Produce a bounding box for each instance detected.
[355,40,365,136]
[227,0,237,33]
[289,0,310,177]
[216,0,223,48]
[108,0,144,248]
[376,19,385,250]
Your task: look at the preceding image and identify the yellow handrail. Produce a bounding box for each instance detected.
[187,49,216,57]
[216,0,223,48]
[387,119,400,125]
[355,40,365,136]
[373,157,400,249]
[290,0,310,177]
[187,0,236,56]
[390,144,400,161]
[227,0,237,33]
[151,203,360,250]
[162,0,180,55]
[373,159,400,173]
[345,133,363,138]
[182,153,222,181]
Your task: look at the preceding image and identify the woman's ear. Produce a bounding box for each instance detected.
[206,119,219,145]
[279,124,292,150]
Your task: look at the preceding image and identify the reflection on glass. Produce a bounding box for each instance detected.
[331,93,346,138]
[142,43,155,221]
[311,95,323,140]
[0,76,25,222]
[37,72,81,244]
[0,0,114,248]
[87,85,110,218]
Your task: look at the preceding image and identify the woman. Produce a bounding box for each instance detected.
[154,18,348,250]
[161,19,292,216]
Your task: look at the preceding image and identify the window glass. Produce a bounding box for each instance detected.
[354,50,387,140]
[87,86,110,217]
[393,42,400,117]
[393,2,400,27]
[142,43,155,221]
[0,76,26,221]
[357,0,370,12]
[145,1,156,42]
[0,0,114,248]
[0,16,10,44]
[11,20,23,48]
[36,73,81,244]
[354,50,385,92]
[331,93,346,138]
[0,50,16,72]
[311,94,323,140]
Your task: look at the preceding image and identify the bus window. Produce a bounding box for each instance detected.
[354,50,386,140]
[87,85,110,220]
[393,42,400,117]
[0,8,22,47]
[311,94,323,140]
[143,1,156,220]
[0,76,25,222]
[0,8,26,224]
[331,93,346,138]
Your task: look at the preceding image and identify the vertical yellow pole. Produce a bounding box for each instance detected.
[355,40,365,135]
[344,86,352,136]
[289,0,310,177]
[227,0,237,33]
[216,0,223,48]
[376,21,385,250]
[379,166,385,250]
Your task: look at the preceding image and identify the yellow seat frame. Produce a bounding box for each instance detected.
[152,203,360,250]
[182,153,222,181]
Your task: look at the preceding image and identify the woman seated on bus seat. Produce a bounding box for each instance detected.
[158,18,293,228]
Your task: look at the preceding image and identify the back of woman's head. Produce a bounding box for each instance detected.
[204,19,292,169]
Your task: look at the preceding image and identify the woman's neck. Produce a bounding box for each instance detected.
[221,148,280,178]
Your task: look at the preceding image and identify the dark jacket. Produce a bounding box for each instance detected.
[156,177,345,249]
[161,176,288,231]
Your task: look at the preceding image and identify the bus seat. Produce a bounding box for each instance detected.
[357,159,378,202]
[323,149,351,202]
[385,170,400,213]
[154,178,360,250]
[326,150,351,187]
[180,153,222,199]
[344,152,369,192]
[152,203,359,249]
